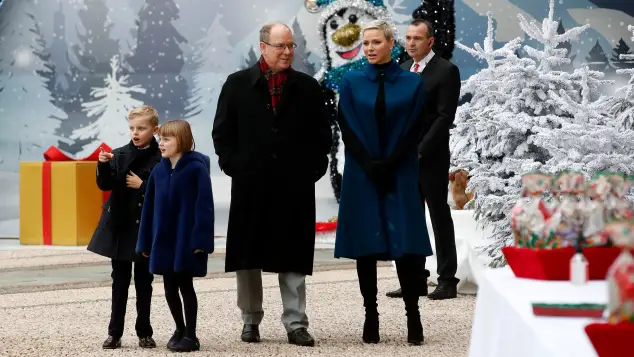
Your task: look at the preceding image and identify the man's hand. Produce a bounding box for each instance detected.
[126,171,143,189]
[98,147,114,163]
[194,249,203,254]
[142,252,149,258]
[418,153,422,159]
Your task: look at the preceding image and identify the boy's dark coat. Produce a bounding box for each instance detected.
[87,139,162,262]
[136,151,214,277]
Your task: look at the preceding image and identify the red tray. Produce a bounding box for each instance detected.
[502,246,625,280]
[315,221,337,232]
[585,322,634,357]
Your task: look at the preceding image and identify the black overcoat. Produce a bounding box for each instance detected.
[87,139,162,262]
[212,64,333,276]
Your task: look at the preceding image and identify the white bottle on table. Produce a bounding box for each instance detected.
[570,243,589,285]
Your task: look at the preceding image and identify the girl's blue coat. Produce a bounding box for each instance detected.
[334,61,433,260]
[136,151,215,277]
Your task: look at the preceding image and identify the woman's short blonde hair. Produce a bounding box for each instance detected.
[362,20,394,41]
[158,120,195,153]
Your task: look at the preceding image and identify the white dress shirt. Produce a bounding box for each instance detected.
[410,50,435,73]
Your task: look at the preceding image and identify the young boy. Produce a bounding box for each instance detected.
[87,105,162,349]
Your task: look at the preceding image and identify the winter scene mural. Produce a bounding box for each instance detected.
[0,0,633,268]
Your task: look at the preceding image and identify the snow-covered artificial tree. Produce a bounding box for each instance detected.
[450,0,634,267]
[601,25,634,131]
[70,55,146,157]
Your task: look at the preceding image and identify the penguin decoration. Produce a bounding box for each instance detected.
[313,0,408,202]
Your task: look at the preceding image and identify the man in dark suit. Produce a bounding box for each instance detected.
[386,18,461,300]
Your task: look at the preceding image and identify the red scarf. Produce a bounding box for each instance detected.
[259,57,288,114]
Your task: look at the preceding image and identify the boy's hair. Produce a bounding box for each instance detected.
[158,120,195,153]
[128,105,159,127]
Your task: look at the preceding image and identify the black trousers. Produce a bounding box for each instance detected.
[163,273,198,339]
[357,255,421,313]
[108,259,154,339]
[418,165,459,285]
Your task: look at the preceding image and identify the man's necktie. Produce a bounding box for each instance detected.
[413,63,420,73]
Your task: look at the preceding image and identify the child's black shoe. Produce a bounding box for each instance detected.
[138,336,156,348]
[169,337,200,352]
[166,329,183,350]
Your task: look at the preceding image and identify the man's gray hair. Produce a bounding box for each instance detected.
[259,22,292,43]
[362,20,395,41]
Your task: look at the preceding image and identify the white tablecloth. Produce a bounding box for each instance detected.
[468,267,607,357]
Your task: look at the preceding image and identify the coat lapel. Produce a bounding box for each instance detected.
[420,55,439,77]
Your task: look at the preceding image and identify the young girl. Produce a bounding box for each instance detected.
[136,120,214,352]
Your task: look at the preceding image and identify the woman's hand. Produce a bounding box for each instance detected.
[194,249,203,254]
[141,252,149,258]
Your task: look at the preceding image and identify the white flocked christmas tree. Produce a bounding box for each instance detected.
[450,0,634,267]
[70,55,146,157]
[601,25,634,131]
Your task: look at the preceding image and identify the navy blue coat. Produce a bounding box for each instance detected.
[136,151,215,277]
[334,61,433,260]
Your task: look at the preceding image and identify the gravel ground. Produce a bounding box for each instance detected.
[0,267,474,357]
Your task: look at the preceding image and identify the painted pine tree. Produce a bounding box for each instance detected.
[0,2,67,170]
[291,18,316,75]
[586,39,613,73]
[185,13,235,156]
[243,46,259,69]
[57,0,120,154]
[611,38,634,69]
[126,0,192,122]
[71,55,146,157]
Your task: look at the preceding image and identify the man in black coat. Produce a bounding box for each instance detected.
[87,106,162,349]
[386,19,461,300]
[212,23,332,347]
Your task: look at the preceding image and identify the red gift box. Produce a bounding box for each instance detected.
[502,246,627,280]
[585,322,634,357]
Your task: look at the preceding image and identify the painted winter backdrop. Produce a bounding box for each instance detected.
[0,0,632,238]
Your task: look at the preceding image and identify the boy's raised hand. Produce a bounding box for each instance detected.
[98,147,114,163]
[126,170,143,189]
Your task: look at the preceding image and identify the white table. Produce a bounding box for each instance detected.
[468,267,606,357]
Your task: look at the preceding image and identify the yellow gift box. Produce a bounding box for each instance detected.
[19,161,108,246]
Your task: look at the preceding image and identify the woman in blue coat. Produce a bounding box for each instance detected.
[137,120,214,352]
[334,20,432,346]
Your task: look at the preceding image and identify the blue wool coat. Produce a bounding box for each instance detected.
[136,151,215,277]
[334,61,433,260]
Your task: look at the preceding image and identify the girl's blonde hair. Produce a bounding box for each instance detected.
[158,120,195,153]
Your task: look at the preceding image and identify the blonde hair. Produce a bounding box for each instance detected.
[362,20,395,41]
[128,105,159,127]
[158,120,195,153]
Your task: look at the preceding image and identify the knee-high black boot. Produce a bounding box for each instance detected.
[395,255,424,345]
[356,258,380,343]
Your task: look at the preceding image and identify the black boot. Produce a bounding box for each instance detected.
[395,255,424,345]
[357,258,380,344]
[404,300,424,345]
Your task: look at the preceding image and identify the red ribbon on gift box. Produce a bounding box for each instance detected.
[41,143,112,245]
